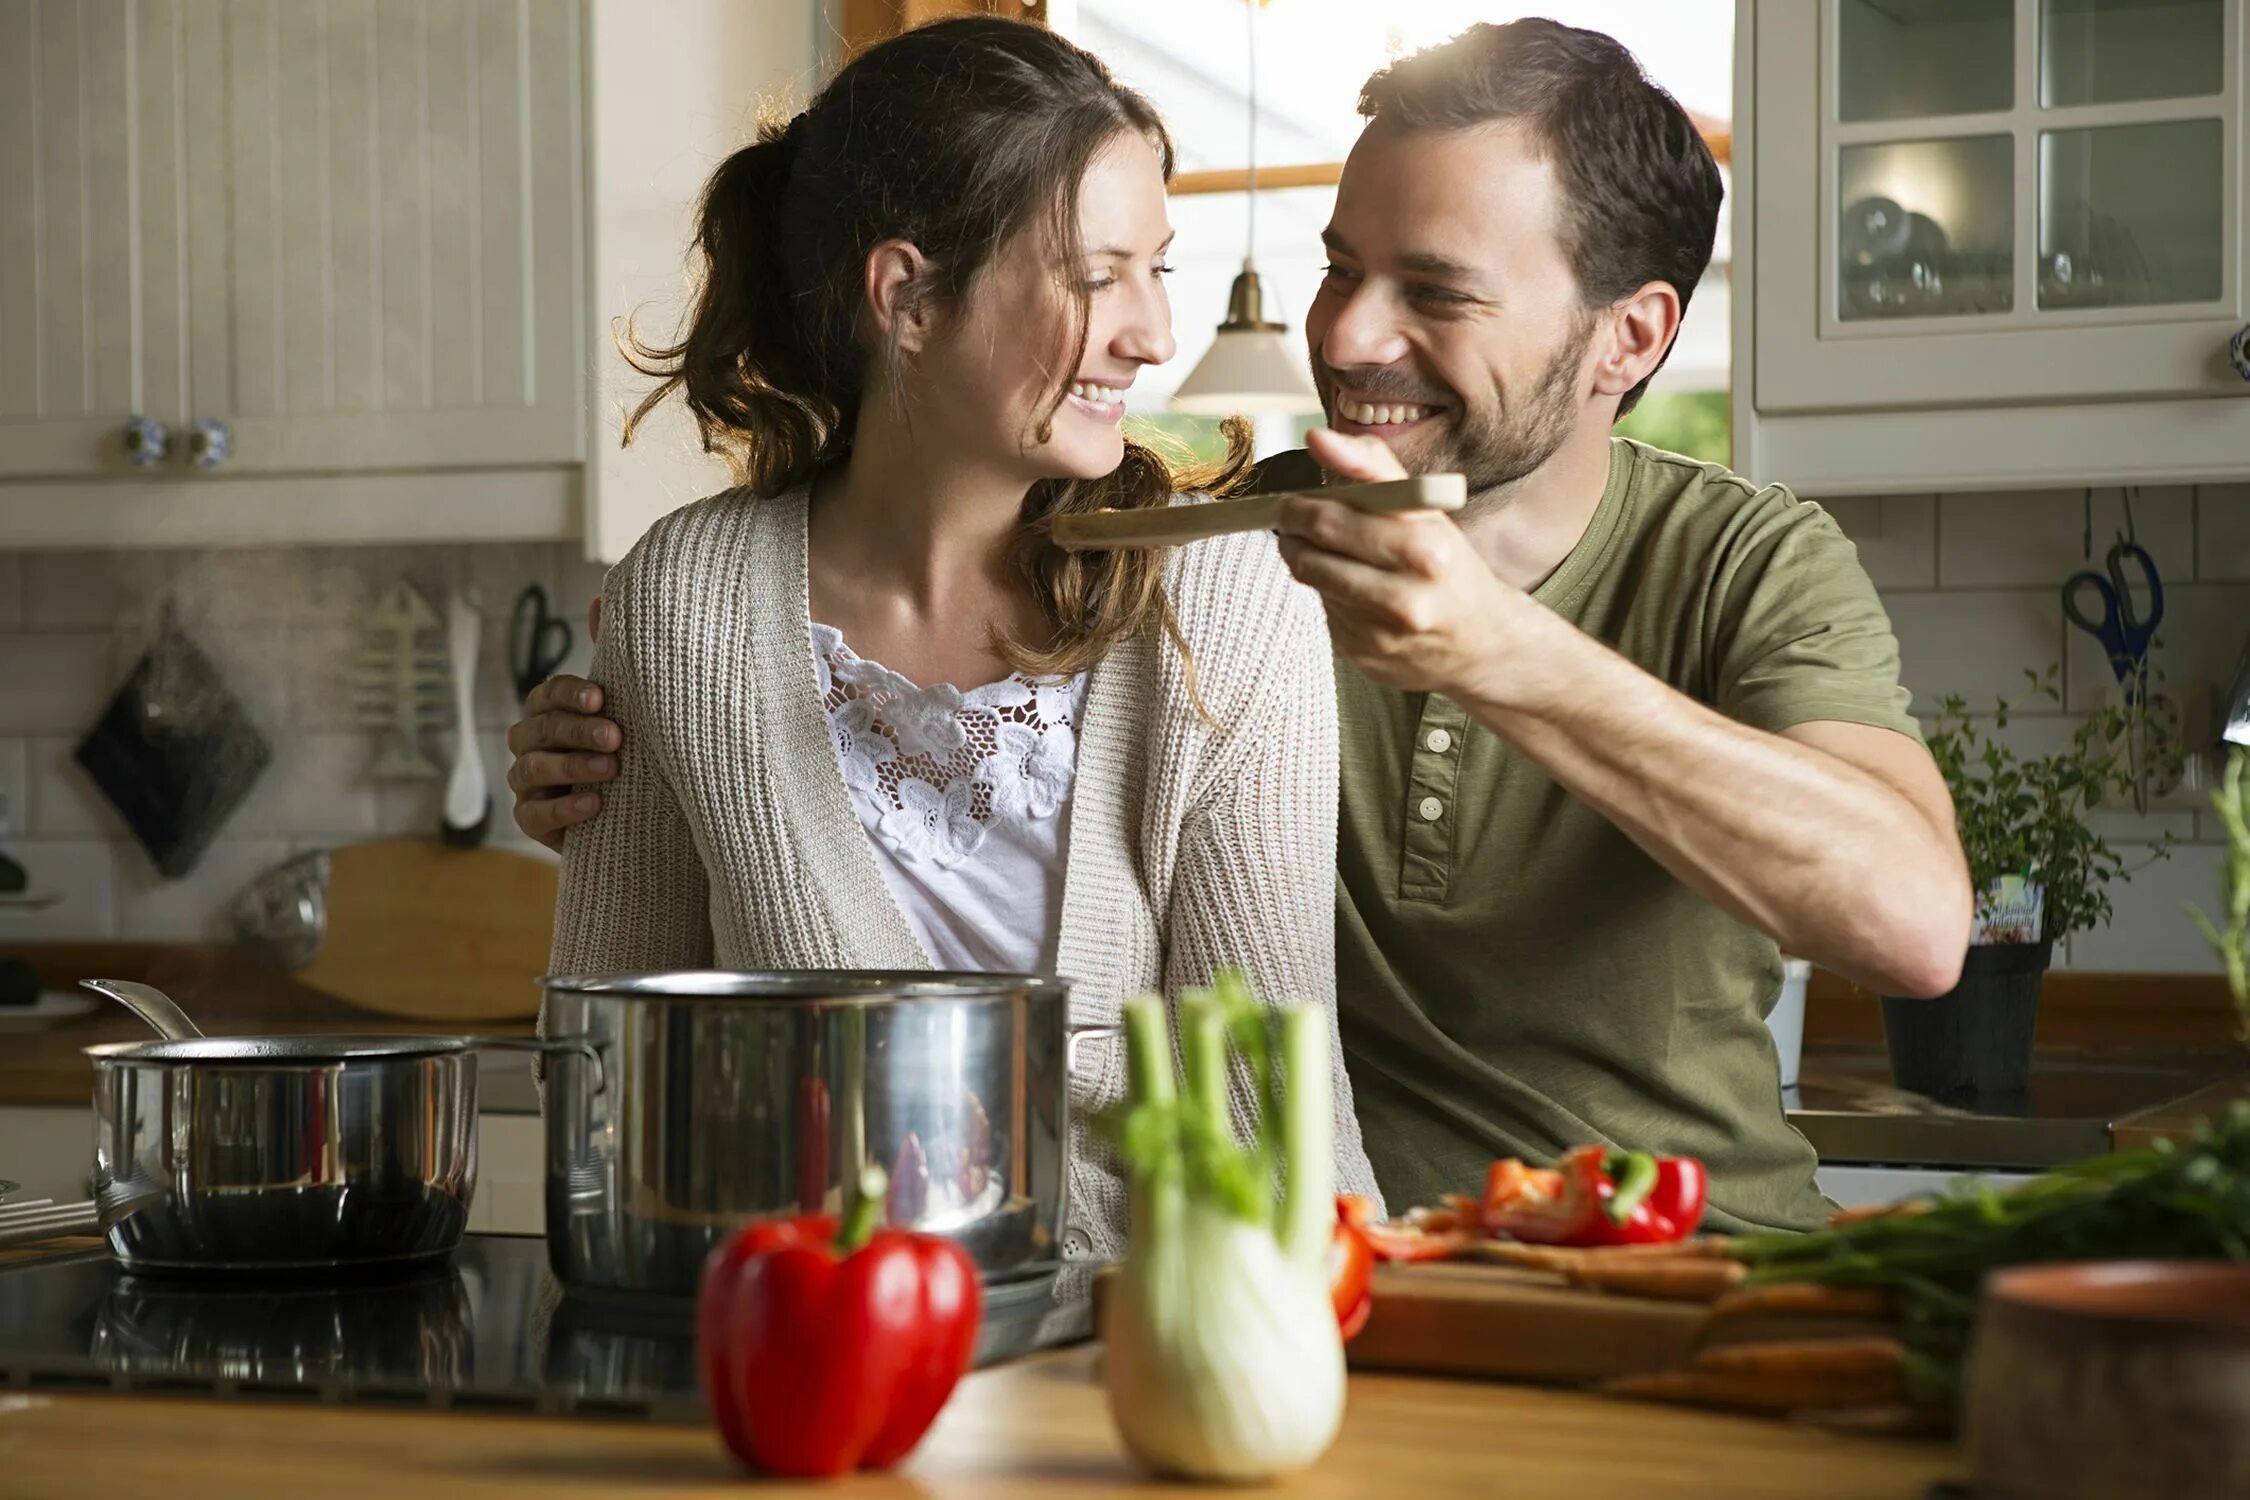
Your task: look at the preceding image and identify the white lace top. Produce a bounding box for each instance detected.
[812,622,1089,974]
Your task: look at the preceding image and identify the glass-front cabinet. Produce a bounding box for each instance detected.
[1739,0,2250,492]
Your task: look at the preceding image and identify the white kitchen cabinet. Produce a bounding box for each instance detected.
[1735,0,2250,493]
[0,0,585,545]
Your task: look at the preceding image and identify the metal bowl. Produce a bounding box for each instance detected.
[537,970,1078,1297]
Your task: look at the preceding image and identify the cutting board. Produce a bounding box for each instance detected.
[297,840,555,1023]
[1095,1258,1897,1387]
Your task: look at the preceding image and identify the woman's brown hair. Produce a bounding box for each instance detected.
[623,16,1251,682]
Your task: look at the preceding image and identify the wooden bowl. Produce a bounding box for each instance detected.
[1963,1260,2250,1500]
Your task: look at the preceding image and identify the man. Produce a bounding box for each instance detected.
[509,20,1971,1233]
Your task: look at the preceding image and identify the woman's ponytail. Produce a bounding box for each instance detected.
[620,115,850,493]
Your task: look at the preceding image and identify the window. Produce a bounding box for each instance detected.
[1053,0,1736,465]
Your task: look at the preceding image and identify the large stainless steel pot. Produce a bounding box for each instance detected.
[78,979,584,1274]
[537,970,1078,1297]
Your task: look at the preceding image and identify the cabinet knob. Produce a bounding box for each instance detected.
[187,418,232,470]
[121,416,170,468]
[2231,324,2250,383]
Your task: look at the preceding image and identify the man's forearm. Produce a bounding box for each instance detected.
[1454,606,1971,996]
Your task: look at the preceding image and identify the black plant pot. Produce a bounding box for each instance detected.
[1880,941,2053,1108]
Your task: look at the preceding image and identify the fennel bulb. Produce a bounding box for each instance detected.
[1102,979,1347,1481]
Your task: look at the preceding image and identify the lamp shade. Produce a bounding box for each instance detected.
[1170,264,1323,416]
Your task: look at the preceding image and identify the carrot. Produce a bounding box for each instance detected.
[1598,1345,1907,1413]
[1471,1241,1588,1275]
[1598,1235,1738,1258]
[1704,1283,1896,1322]
[1564,1257,1747,1301]
[1690,1336,1907,1379]
[1825,1199,1933,1228]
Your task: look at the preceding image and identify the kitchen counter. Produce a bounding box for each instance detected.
[0,944,539,1111]
[1789,1043,2249,1169]
[0,1345,1958,1500]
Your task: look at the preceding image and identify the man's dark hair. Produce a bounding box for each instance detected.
[1358,19,1723,417]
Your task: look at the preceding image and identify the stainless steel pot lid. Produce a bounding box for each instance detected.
[537,969,1068,1002]
[84,1035,477,1065]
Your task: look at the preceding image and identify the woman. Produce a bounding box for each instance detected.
[548,17,1382,1257]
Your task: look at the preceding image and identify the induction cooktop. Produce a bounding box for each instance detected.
[0,1235,1086,1422]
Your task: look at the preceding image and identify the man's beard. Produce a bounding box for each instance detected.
[1318,312,1593,503]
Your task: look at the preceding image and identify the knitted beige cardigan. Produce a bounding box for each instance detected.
[549,487,1384,1258]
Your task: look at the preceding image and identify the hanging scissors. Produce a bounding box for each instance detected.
[2061,539,2164,697]
[508,584,574,702]
[2061,534,2164,810]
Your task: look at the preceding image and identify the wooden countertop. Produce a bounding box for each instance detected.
[0,1346,1957,1500]
[0,945,533,1107]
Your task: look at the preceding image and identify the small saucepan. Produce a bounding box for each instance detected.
[77,979,593,1276]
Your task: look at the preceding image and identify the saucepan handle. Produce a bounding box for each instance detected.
[1064,1024,1120,1078]
[460,1035,607,1096]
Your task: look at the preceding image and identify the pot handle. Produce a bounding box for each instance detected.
[1064,1024,1120,1078]
[461,1035,607,1095]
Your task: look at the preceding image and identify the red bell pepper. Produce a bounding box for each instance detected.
[1328,1197,1376,1340]
[1484,1146,1708,1248]
[697,1166,982,1478]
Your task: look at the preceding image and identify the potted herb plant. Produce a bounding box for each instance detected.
[1890,668,2175,1103]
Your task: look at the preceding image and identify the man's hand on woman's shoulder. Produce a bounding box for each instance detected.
[506,599,620,851]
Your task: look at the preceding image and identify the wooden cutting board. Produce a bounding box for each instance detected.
[296,839,554,1023]
[1095,1258,1897,1387]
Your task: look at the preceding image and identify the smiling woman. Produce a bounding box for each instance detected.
[544,14,1387,1265]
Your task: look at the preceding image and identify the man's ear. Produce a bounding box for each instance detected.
[1590,280,1682,401]
[864,238,939,355]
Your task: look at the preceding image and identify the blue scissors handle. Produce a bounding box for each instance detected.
[2060,540,2163,678]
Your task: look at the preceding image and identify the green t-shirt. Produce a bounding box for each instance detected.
[1263,438,1921,1234]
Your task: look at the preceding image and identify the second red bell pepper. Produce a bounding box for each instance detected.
[1483,1146,1708,1247]
[697,1166,982,1478]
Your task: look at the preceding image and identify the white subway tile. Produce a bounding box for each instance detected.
[2066,843,2229,973]
[0,841,116,940]
[1822,494,1936,590]
[0,739,23,840]
[1938,486,2193,589]
[1888,591,2064,712]
[291,623,370,731]
[2198,484,2250,582]
[114,838,296,942]
[551,554,610,682]
[0,634,118,734]
[23,735,123,838]
[0,553,22,628]
[230,733,381,838]
[2065,582,2250,712]
[19,551,172,631]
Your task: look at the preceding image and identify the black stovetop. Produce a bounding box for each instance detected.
[0,1235,1084,1422]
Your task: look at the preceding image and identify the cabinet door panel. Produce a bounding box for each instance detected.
[0,0,199,473]
[0,0,582,481]
[0,3,43,422]
[136,0,192,429]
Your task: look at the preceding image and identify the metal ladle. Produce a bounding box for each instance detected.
[79,979,204,1041]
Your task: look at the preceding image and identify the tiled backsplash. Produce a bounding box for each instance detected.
[1,480,2244,971]
[1826,482,2249,974]
[0,542,604,944]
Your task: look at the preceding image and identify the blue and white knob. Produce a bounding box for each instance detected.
[187,418,232,470]
[122,416,169,468]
